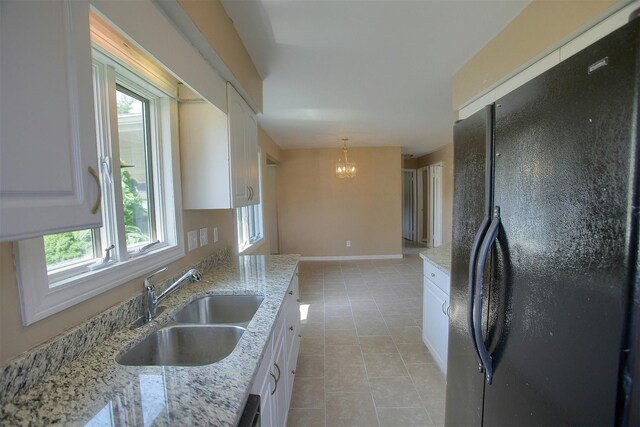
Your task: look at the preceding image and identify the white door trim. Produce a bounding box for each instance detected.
[417,166,429,244]
[429,162,443,247]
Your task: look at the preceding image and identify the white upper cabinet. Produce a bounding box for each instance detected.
[227,83,260,207]
[0,0,101,242]
[179,83,259,209]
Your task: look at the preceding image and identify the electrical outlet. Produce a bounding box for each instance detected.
[346,240,351,247]
[213,227,219,243]
[200,228,208,246]
[188,230,198,252]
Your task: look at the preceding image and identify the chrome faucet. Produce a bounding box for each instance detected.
[143,267,202,322]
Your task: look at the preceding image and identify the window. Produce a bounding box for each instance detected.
[237,151,264,253]
[15,49,184,325]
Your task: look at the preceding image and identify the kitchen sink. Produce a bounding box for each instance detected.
[174,295,264,327]
[116,325,245,367]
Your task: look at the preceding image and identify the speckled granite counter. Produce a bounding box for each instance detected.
[419,244,452,274]
[0,254,299,426]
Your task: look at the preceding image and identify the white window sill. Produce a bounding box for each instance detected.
[238,237,265,255]
[15,239,185,325]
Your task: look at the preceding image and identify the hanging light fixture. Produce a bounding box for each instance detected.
[335,138,356,179]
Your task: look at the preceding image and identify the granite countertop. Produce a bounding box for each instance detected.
[0,254,299,426]
[419,244,452,274]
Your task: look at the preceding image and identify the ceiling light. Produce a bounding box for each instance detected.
[336,138,356,179]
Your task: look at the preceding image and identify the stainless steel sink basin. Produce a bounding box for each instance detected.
[116,325,245,367]
[174,295,264,326]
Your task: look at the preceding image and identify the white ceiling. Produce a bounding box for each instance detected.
[221,0,529,156]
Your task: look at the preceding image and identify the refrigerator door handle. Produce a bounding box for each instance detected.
[474,205,501,385]
[468,215,490,373]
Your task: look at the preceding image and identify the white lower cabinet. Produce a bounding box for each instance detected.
[422,260,450,376]
[250,268,300,426]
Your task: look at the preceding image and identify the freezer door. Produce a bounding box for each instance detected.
[445,107,491,426]
[485,19,640,425]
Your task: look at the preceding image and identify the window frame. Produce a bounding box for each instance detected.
[14,49,184,326]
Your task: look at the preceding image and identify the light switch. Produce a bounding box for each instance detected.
[213,227,219,243]
[188,230,198,252]
[200,228,208,246]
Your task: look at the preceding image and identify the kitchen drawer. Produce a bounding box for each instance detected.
[423,261,450,295]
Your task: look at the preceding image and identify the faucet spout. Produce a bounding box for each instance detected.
[143,268,202,322]
[156,269,202,304]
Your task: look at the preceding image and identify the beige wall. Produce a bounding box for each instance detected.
[0,210,234,364]
[277,147,402,257]
[453,0,618,110]
[405,144,454,245]
[178,0,263,111]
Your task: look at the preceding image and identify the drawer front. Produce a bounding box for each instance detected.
[423,260,450,294]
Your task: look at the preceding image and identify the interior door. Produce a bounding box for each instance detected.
[484,19,639,425]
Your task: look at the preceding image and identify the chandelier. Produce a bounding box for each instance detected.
[335,138,356,179]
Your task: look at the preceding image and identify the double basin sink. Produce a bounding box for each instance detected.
[117,295,264,367]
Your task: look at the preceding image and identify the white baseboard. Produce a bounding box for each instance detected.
[299,254,404,261]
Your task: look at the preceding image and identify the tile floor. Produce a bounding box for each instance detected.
[287,256,446,427]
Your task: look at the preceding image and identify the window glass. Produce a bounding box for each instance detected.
[44,229,95,271]
[116,88,155,249]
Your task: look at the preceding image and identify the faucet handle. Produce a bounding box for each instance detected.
[144,266,168,288]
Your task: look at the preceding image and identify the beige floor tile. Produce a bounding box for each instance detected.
[324,363,370,392]
[370,377,423,408]
[377,407,434,427]
[350,300,380,311]
[325,329,359,345]
[363,353,409,377]
[301,322,325,339]
[405,363,445,395]
[389,326,423,344]
[325,344,364,366]
[359,336,398,354]
[397,342,433,364]
[420,391,446,426]
[383,314,419,328]
[287,408,326,427]
[325,295,351,306]
[324,304,352,317]
[290,377,325,409]
[296,355,325,377]
[325,392,379,427]
[300,337,325,356]
[355,320,390,336]
[325,315,356,331]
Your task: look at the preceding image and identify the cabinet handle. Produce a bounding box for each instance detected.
[88,166,101,214]
[431,272,435,277]
[441,300,447,316]
[288,290,293,295]
[291,370,296,375]
[269,372,277,395]
[447,304,451,318]
[289,326,294,331]
[273,362,281,382]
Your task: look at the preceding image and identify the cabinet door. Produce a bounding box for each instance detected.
[0,0,101,241]
[227,83,250,207]
[272,331,288,427]
[423,277,449,375]
[245,108,260,205]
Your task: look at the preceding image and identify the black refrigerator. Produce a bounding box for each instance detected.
[445,14,639,426]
